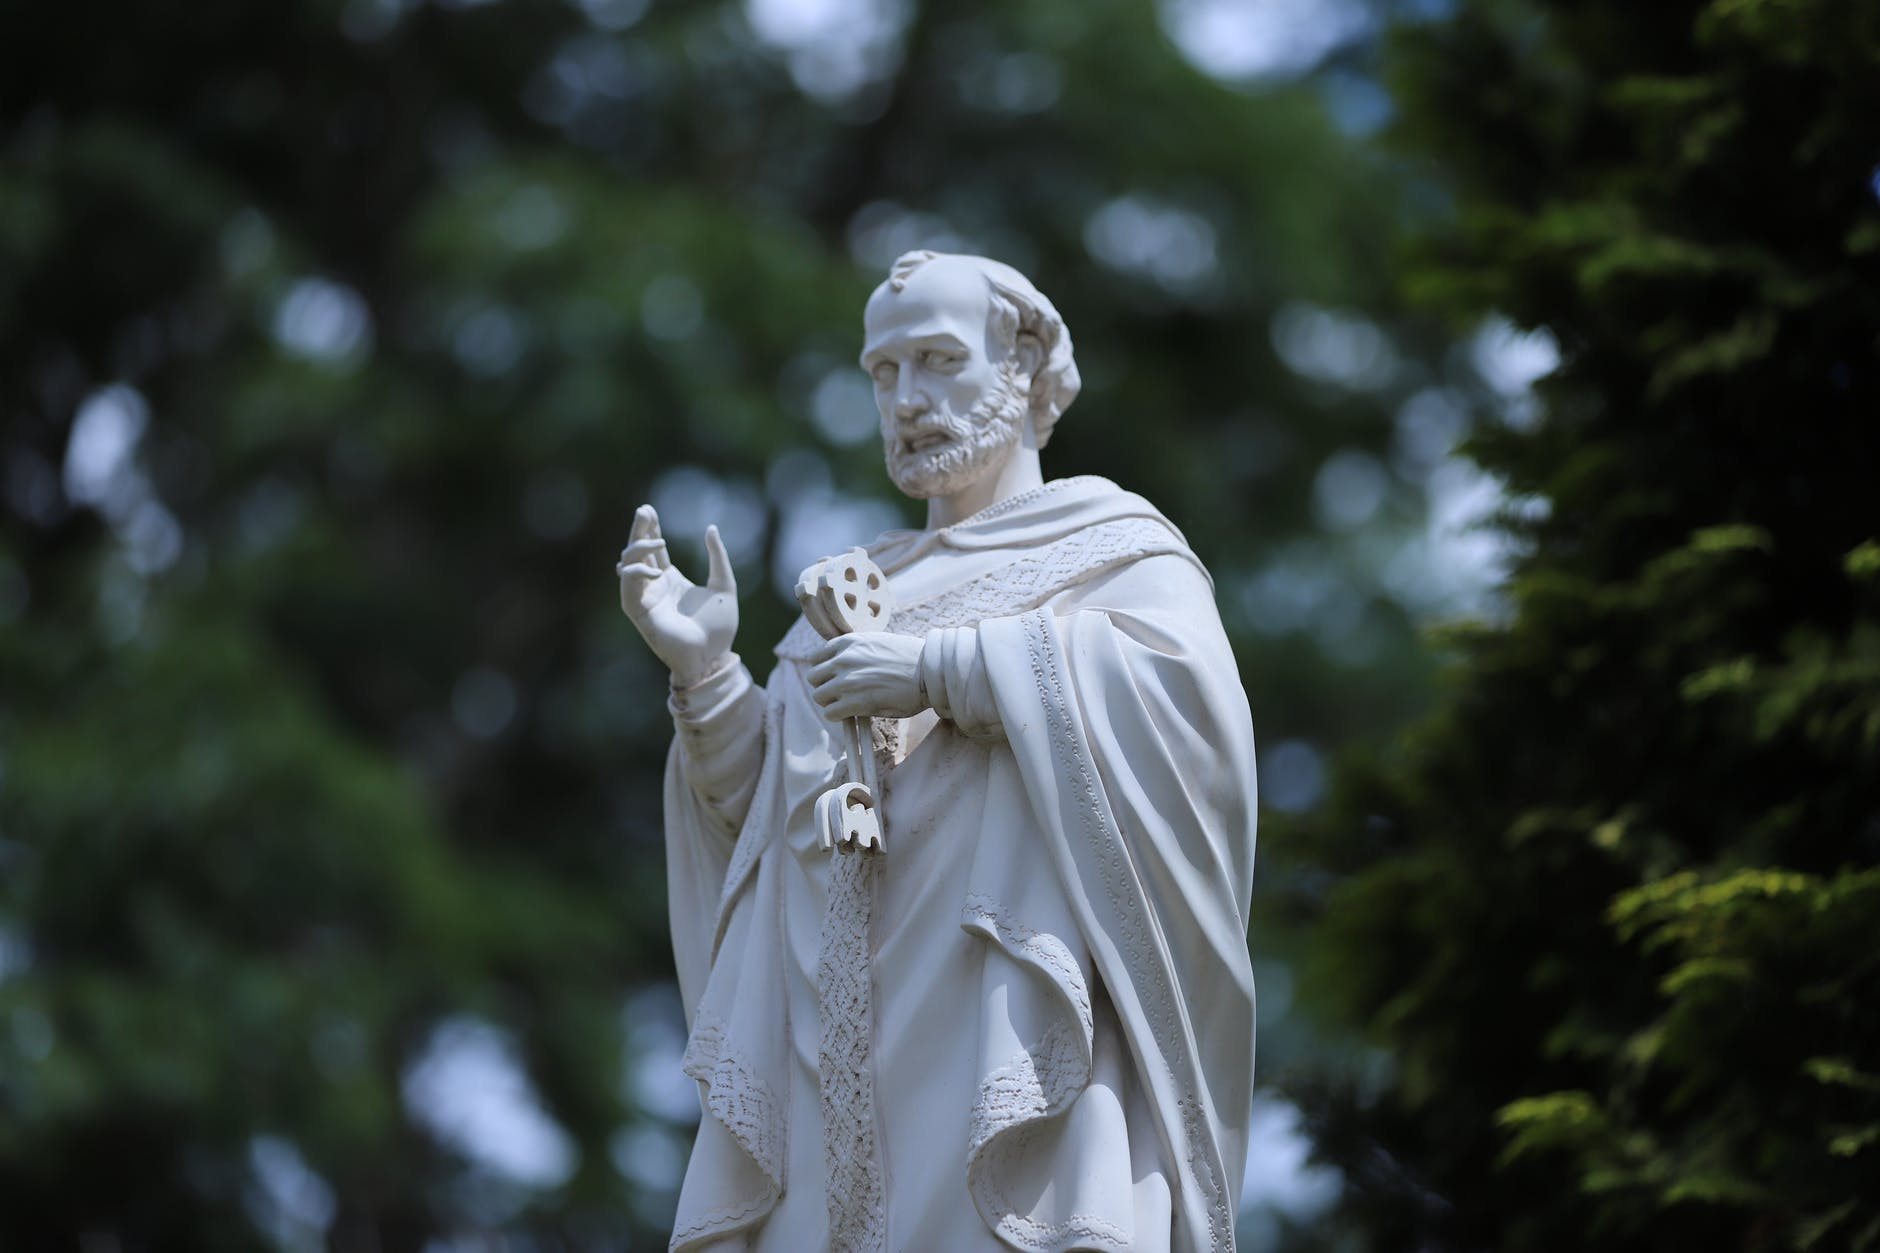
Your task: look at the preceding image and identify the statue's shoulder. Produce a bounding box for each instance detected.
[772,480,1195,660]
[1037,477,1196,564]
[939,476,1188,550]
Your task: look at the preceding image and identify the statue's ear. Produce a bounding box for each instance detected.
[1012,329,1046,379]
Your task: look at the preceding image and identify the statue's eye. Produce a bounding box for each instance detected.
[869,362,897,388]
[921,350,960,371]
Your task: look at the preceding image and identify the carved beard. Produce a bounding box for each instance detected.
[884,360,1030,500]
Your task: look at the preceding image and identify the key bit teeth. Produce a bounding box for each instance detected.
[844,800,884,853]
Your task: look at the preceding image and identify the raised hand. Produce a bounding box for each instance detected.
[617,504,738,684]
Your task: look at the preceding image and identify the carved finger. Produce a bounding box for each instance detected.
[617,561,662,582]
[629,506,671,568]
[704,525,735,594]
[822,693,866,720]
[808,635,853,667]
[814,584,850,638]
[620,538,666,565]
[795,554,832,593]
[797,560,845,640]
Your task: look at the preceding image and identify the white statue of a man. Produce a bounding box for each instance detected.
[618,252,1258,1253]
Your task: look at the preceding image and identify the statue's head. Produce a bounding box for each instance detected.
[860,251,1080,500]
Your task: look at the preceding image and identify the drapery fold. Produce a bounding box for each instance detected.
[977,598,1256,1253]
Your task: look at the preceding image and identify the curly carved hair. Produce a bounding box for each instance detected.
[883,251,1082,449]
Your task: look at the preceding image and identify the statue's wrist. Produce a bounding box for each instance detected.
[670,651,738,693]
[918,629,950,720]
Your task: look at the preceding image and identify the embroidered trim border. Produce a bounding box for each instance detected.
[961,893,1126,1252]
[673,1010,785,1250]
[818,850,886,1253]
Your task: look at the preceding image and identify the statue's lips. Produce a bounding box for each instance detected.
[899,431,953,454]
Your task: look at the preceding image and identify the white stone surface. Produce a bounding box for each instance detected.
[618,252,1259,1252]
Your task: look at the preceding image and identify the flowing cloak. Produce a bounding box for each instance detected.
[662,476,1258,1253]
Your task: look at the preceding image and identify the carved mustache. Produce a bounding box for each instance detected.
[891,413,974,456]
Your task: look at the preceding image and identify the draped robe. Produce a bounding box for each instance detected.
[661,476,1258,1253]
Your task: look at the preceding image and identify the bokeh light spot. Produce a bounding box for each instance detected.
[248,1136,337,1246]
[1160,0,1374,82]
[1312,449,1388,532]
[745,0,911,101]
[63,384,149,511]
[1470,316,1560,430]
[1084,196,1218,291]
[1390,388,1468,481]
[648,467,768,563]
[847,201,968,272]
[272,277,374,367]
[810,369,879,446]
[402,1016,578,1188]
[1270,303,1397,390]
[1260,738,1325,813]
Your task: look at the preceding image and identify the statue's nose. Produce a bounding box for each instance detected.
[893,383,928,420]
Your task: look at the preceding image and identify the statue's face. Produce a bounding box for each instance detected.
[860,260,1029,500]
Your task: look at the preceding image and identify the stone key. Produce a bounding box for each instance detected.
[796,547,895,854]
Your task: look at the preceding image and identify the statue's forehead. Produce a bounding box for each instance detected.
[862,263,991,356]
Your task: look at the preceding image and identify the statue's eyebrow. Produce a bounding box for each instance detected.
[859,331,969,370]
[910,332,970,354]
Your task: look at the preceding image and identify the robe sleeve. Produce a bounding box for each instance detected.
[976,551,1259,1253]
[663,652,765,1019]
[919,625,1004,740]
[668,652,765,836]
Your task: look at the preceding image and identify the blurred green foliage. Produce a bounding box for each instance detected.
[1287,0,1880,1248]
[0,0,1492,1247]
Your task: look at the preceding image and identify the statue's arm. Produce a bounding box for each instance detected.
[617,503,763,834]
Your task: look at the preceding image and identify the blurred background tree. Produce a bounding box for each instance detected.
[1288,0,1880,1249]
[2,0,1559,1248]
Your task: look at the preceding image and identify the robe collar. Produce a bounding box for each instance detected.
[867,475,1188,575]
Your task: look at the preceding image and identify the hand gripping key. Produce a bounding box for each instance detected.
[795,547,895,854]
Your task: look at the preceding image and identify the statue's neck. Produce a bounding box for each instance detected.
[924,447,1044,531]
